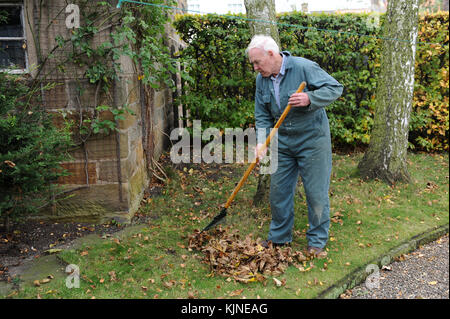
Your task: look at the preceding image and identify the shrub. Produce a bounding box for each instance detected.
[0,73,73,228]
[410,13,449,151]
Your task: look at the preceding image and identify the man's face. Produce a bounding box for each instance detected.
[248,48,275,78]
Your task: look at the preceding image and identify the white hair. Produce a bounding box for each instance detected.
[245,35,280,56]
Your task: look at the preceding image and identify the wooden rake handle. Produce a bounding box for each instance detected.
[223,81,306,209]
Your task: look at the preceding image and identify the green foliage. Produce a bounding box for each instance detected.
[50,1,131,143]
[50,0,177,141]
[174,14,255,131]
[0,73,73,223]
[410,12,449,152]
[174,12,449,152]
[278,12,381,148]
[123,0,179,90]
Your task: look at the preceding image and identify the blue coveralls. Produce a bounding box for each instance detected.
[254,51,343,248]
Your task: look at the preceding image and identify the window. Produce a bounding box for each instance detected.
[188,3,200,13]
[0,3,27,73]
[227,2,243,13]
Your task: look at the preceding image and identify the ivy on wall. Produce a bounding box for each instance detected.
[0,0,181,224]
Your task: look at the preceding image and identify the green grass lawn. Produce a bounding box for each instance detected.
[13,152,449,299]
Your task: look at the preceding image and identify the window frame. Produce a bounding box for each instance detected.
[0,2,28,74]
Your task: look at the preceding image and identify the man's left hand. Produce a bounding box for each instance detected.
[289,93,310,107]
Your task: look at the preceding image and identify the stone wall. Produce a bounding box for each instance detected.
[22,0,186,223]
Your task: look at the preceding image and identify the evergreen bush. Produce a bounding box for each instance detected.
[0,73,73,228]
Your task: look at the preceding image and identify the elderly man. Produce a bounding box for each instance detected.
[247,35,343,258]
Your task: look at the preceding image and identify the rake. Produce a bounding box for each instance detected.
[202,81,307,232]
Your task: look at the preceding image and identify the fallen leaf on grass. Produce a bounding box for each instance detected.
[163,280,177,289]
[108,271,117,282]
[187,291,196,299]
[45,290,57,294]
[177,242,186,249]
[45,249,63,255]
[428,281,437,285]
[229,289,244,296]
[273,278,282,287]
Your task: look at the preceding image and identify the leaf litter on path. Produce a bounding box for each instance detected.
[187,226,311,284]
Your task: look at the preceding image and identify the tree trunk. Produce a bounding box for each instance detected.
[244,0,280,46]
[244,0,280,206]
[358,0,420,185]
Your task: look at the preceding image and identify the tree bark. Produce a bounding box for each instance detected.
[244,0,280,46]
[358,0,420,184]
[244,0,280,206]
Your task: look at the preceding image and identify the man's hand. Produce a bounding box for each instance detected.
[254,143,267,161]
[288,92,310,107]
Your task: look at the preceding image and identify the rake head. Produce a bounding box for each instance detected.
[202,207,227,232]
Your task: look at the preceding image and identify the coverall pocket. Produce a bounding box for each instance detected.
[314,109,326,137]
[262,94,276,116]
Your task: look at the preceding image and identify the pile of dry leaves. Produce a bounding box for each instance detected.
[188,226,312,284]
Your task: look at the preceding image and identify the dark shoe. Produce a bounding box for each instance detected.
[260,240,290,249]
[306,246,328,259]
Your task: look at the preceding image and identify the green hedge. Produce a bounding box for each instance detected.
[174,12,449,152]
[411,13,449,152]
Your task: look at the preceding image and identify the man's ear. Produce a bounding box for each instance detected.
[267,50,274,57]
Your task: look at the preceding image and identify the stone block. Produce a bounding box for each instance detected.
[70,132,129,160]
[66,80,110,109]
[128,123,142,150]
[113,77,128,108]
[98,160,120,183]
[126,76,141,106]
[42,82,68,110]
[42,184,130,223]
[154,90,166,109]
[58,162,97,185]
[127,164,149,214]
[119,55,135,75]
[117,104,139,130]
[134,141,144,165]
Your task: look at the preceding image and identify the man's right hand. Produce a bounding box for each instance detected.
[289,92,310,107]
[254,143,267,161]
